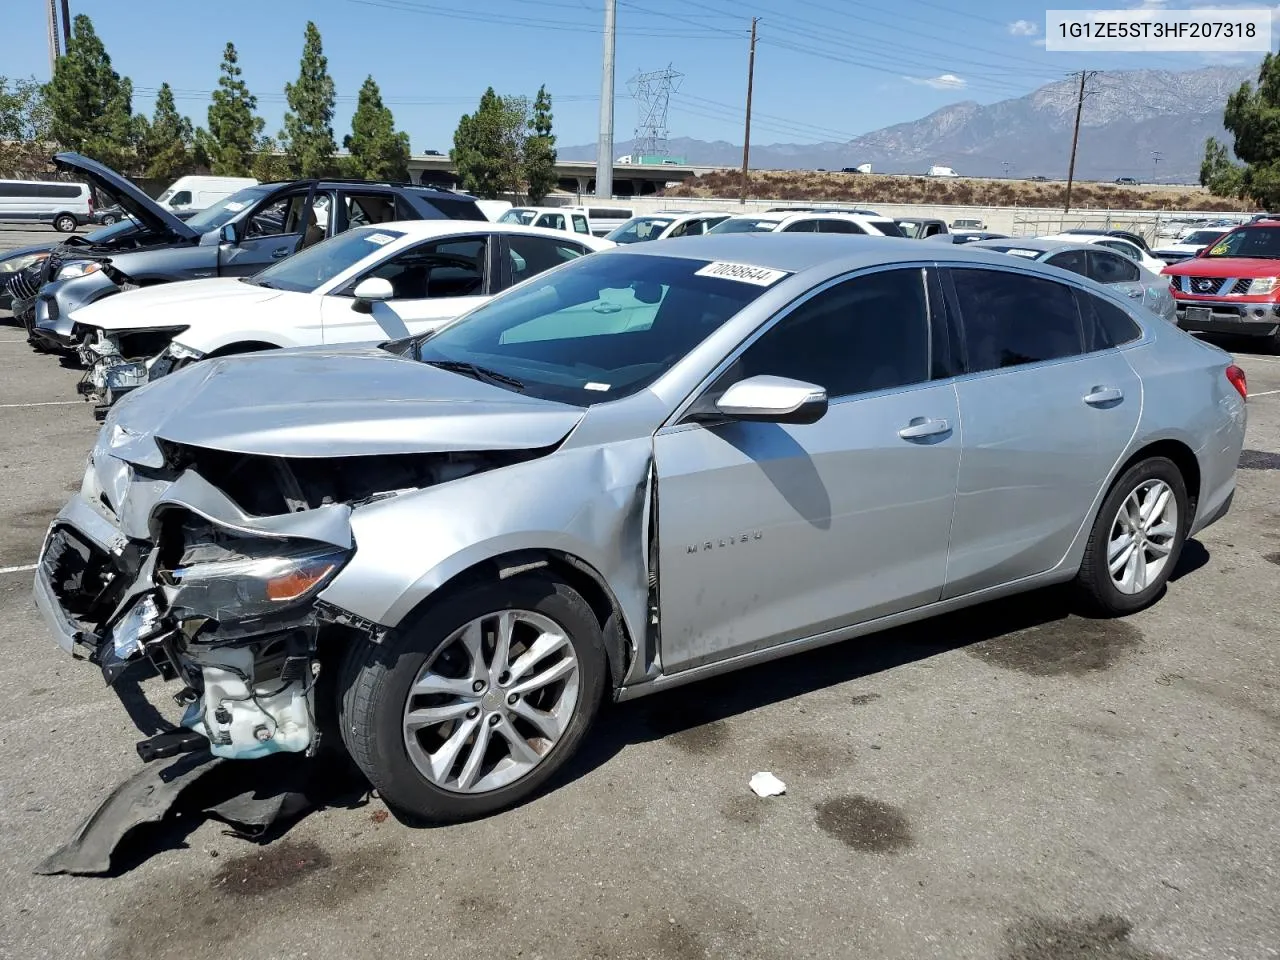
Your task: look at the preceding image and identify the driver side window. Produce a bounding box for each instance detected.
[355,237,488,300]
[245,192,312,240]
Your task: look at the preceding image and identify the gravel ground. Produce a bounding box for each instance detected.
[0,272,1278,960]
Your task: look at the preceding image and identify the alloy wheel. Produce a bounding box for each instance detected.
[1107,478,1179,594]
[402,609,580,794]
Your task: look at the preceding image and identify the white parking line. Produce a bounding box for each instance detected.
[0,563,36,575]
[0,339,31,344]
[0,400,83,409]
[1250,388,1280,397]
[1239,355,1280,363]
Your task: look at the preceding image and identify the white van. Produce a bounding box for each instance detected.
[155,175,258,212]
[0,179,94,232]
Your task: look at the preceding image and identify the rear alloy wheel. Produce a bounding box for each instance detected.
[53,214,77,233]
[339,574,606,821]
[1076,457,1188,614]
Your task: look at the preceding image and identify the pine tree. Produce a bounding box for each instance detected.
[342,76,411,181]
[203,42,264,176]
[45,14,135,170]
[280,21,337,178]
[523,85,557,204]
[136,83,193,180]
[451,88,527,199]
[1204,54,1280,208]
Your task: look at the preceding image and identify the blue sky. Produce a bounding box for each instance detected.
[4,0,1265,152]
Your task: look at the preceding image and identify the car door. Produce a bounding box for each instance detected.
[1043,247,1089,279]
[219,187,317,276]
[653,267,963,673]
[940,266,1141,598]
[320,234,495,342]
[1087,248,1145,304]
[535,212,567,232]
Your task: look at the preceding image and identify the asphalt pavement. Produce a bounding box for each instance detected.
[0,248,1278,960]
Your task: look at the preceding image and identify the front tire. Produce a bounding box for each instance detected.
[1075,456,1188,615]
[338,574,607,821]
[53,214,77,233]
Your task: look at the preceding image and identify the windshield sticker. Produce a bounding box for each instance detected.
[223,201,245,212]
[1006,248,1041,258]
[365,232,396,246]
[1208,242,1229,256]
[584,382,611,392]
[694,261,790,286]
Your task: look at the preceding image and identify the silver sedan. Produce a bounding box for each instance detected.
[35,235,1246,821]
[968,236,1177,322]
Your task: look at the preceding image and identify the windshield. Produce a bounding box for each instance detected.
[499,209,538,225]
[414,253,772,405]
[896,221,925,238]
[872,220,906,238]
[248,227,405,293]
[606,217,675,244]
[1203,227,1280,259]
[1184,230,1226,246]
[84,219,139,243]
[709,218,781,234]
[183,186,273,233]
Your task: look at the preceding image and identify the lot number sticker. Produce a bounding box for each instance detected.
[694,261,790,286]
[365,233,397,246]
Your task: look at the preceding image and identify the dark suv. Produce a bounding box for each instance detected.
[20,153,485,350]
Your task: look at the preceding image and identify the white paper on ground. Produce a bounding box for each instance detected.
[749,771,786,797]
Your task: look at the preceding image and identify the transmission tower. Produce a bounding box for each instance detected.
[628,65,683,159]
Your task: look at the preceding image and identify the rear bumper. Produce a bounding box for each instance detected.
[1175,298,1280,337]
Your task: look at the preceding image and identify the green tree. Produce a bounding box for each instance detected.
[136,82,194,180]
[0,76,53,177]
[1204,54,1280,208]
[522,84,557,203]
[342,76,411,180]
[451,88,527,198]
[202,42,263,176]
[45,14,135,169]
[251,135,292,182]
[279,21,337,178]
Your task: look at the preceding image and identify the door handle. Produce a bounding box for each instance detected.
[898,417,952,440]
[1084,386,1124,406]
[270,247,290,259]
[1125,288,1144,298]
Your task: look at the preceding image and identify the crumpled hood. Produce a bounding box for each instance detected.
[70,278,285,332]
[107,343,586,459]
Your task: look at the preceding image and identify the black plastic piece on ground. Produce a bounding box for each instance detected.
[136,729,208,763]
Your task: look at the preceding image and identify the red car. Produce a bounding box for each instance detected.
[1162,219,1280,347]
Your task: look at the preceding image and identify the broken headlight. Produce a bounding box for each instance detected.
[167,341,204,362]
[0,251,49,274]
[163,542,350,624]
[56,260,102,280]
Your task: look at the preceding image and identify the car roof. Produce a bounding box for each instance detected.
[1040,232,1137,247]
[967,236,1089,254]
[777,211,895,225]
[600,232,1063,275]
[370,219,613,247]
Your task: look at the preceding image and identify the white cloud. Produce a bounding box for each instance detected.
[1008,19,1039,36]
[1031,36,1048,47]
[905,74,967,90]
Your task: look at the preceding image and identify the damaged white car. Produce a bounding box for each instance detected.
[36,235,1245,821]
[70,220,613,416]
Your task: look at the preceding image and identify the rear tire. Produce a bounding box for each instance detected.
[338,574,607,822]
[1075,456,1188,615]
[53,214,77,233]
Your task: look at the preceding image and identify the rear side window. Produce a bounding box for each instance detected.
[818,219,865,234]
[951,268,1083,372]
[572,215,589,234]
[1077,289,1142,351]
[420,195,487,221]
[1045,249,1089,277]
[781,219,819,233]
[0,181,83,198]
[1088,250,1140,284]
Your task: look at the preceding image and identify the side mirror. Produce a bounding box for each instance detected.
[714,375,828,425]
[351,277,395,314]
[219,223,237,245]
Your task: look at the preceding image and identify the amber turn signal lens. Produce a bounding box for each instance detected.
[266,563,336,601]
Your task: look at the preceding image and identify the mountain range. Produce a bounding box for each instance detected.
[560,66,1255,182]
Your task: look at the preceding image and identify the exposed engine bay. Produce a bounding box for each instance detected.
[40,436,543,766]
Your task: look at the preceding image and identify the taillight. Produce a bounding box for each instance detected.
[1226,364,1247,399]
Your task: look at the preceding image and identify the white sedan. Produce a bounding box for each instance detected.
[1038,232,1168,273]
[72,221,614,412]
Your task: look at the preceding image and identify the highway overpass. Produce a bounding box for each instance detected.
[407,154,726,197]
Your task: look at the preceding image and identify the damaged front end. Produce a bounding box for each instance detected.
[36,419,553,765]
[76,328,193,419]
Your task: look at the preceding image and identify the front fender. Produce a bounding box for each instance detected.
[318,438,653,650]
[40,272,121,338]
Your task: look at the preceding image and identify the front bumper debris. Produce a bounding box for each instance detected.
[77,334,186,418]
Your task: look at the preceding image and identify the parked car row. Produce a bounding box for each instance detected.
[22,212,1246,824]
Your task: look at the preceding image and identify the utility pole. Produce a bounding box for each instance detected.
[1063,69,1098,214]
[59,0,71,50]
[45,0,61,78]
[1002,160,1011,179]
[1151,150,1162,184]
[595,0,617,199]
[741,17,758,204]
